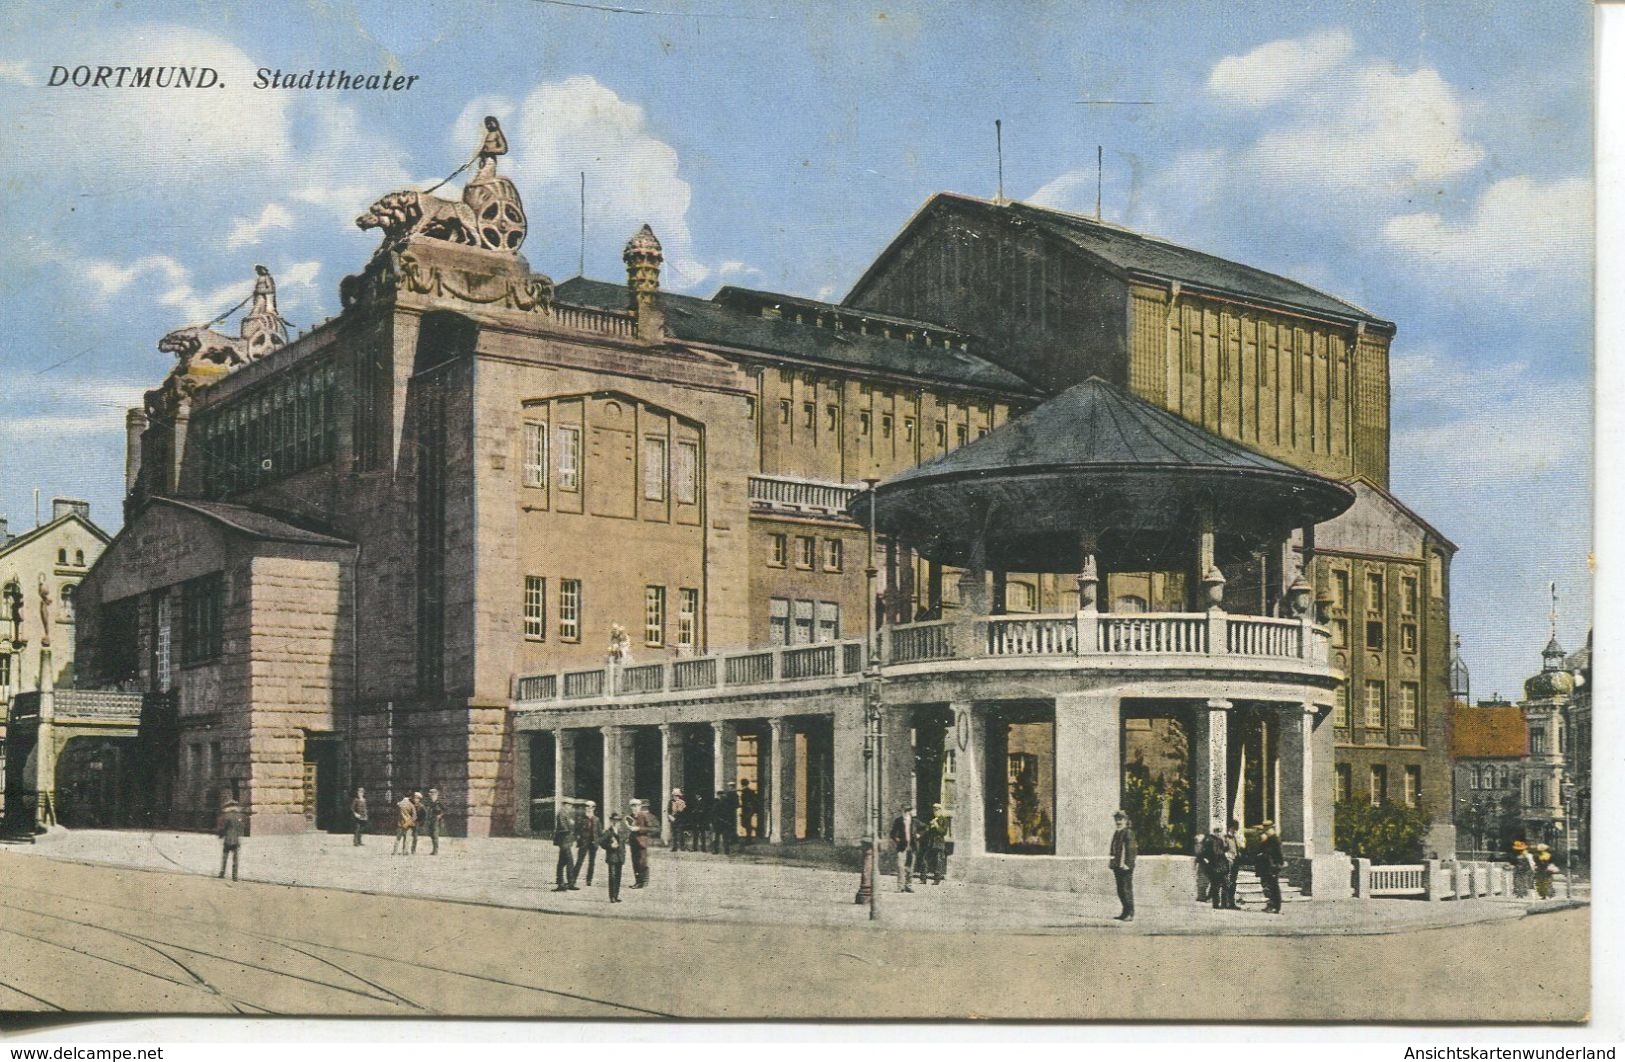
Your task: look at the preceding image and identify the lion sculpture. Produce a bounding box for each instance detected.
[158,326,250,372]
[357,189,478,246]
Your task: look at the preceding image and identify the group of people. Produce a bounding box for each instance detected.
[887,803,952,891]
[347,786,446,855]
[1510,839,1560,899]
[1193,818,1286,914]
[664,780,762,854]
[552,798,658,902]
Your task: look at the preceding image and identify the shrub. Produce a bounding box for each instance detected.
[1333,800,1430,864]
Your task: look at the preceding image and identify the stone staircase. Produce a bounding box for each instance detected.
[1228,866,1309,906]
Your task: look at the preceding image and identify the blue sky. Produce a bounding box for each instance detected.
[0,0,1592,698]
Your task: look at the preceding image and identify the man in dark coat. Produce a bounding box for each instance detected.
[552,801,577,891]
[422,788,445,855]
[600,811,631,902]
[1222,819,1244,909]
[216,799,245,881]
[738,779,761,839]
[1199,822,1229,909]
[689,790,711,853]
[630,800,656,887]
[712,788,737,855]
[351,787,368,846]
[1255,820,1284,914]
[924,803,949,883]
[1109,809,1137,921]
[571,800,600,888]
[889,804,916,892]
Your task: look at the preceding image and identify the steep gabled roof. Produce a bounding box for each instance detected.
[556,277,1034,395]
[846,193,1393,331]
[1450,703,1528,759]
[0,509,111,561]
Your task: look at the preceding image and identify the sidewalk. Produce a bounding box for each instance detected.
[7,828,1580,937]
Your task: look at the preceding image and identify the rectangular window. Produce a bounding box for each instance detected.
[644,586,665,647]
[881,414,893,439]
[1366,570,1385,612]
[1335,763,1352,803]
[1006,581,1036,612]
[674,441,699,504]
[825,405,838,432]
[769,533,787,567]
[1399,683,1419,730]
[802,402,815,429]
[1331,569,1350,610]
[1365,620,1384,651]
[1364,680,1386,728]
[1401,575,1418,615]
[934,421,947,448]
[778,399,791,424]
[1470,766,1481,790]
[643,437,668,501]
[1400,623,1418,654]
[823,539,843,572]
[1530,778,1546,806]
[796,535,816,569]
[180,573,225,667]
[792,599,815,645]
[1331,618,1349,648]
[956,424,967,447]
[859,411,871,435]
[1333,684,1349,728]
[1530,728,1546,755]
[769,597,790,646]
[816,601,841,643]
[557,427,581,492]
[678,588,699,651]
[523,576,546,640]
[559,579,581,642]
[522,421,547,488]
[904,418,916,443]
[1403,766,1421,808]
[1370,765,1387,805]
[154,593,173,693]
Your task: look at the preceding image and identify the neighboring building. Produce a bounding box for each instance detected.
[73,132,1453,899]
[1519,635,1576,850]
[0,499,109,696]
[1449,701,1526,857]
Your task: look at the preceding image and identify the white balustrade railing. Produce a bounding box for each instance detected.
[1226,616,1302,658]
[747,475,861,515]
[1098,614,1207,654]
[889,621,956,664]
[986,616,1076,656]
[551,303,636,338]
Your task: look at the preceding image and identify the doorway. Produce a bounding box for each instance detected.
[982,703,1056,855]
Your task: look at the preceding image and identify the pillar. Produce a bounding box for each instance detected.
[658,723,674,844]
[926,561,943,617]
[832,697,866,846]
[884,537,899,624]
[34,646,56,828]
[882,705,916,825]
[714,721,738,836]
[556,730,574,801]
[768,717,788,844]
[602,725,624,816]
[1053,691,1122,858]
[991,570,1007,616]
[1192,699,1231,837]
[1278,704,1312,858]
[950,702,985,858]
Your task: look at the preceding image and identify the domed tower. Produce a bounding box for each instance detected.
[1448,634,1470,704]
[623,224,665,341]
[1520,585,1574,844]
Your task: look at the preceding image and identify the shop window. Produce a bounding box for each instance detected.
[1119,708,1193,855]
[985,704,1057,855]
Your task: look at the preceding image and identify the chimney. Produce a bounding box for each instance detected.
[52,497,90,522]
[623,224,665,342]
[126,407,148,497]
[0,515,9,546]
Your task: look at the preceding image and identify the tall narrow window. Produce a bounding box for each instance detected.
[1331,569,1350,609]
[823,539,843,572]
[816,601,841,643]
[802,402,815,429]
[791,599,815,645]
[1400,575,1418,615]
[1369,765,1387,805]
[154,593,172,693]
[643,437,668,501]
[675,441,699,504]
[1335,763,1352,803]
[881,414,893,439]
[779,399,791,424]
[1398,682,1419,730]
[1333,684,1349,728]
[678,588,699,651]
[769,597,790,646]
[1365,570,1385,612]
[904,418,916,443]
[523,576,546,640]
[1530,778,1546,807]
[955,424,967,447]
[825,405,838,432]
[522,422,547,488]
[859,411,871,436]
[180,573,224,666]
[934,421,947,448]
[644,585,666,646]
[1363,680,1385,728]
[557,426,581,492]
[796,536,816,570]
[1403,766,1421,808]
[559,579,582,642]
[769,533,787,567]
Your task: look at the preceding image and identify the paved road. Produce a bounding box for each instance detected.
[0,854,1589,1022]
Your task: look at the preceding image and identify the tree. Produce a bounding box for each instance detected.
[1334,800,1429,863]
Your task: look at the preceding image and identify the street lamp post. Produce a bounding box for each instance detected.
[1561,780,1576,900]
[854,478,883,919]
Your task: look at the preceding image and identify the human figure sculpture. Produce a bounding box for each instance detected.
[475,115,508,180]
[250,264,278,318]
[36,578,52,648]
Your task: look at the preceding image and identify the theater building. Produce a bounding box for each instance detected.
[72,141,1455,893]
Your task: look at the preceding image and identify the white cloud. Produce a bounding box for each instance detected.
[225,204,295,250]
[287,97,420,221]
[1383,175,1591,292]
[0,60,35,85]
[455,76,709,288]
[1028,171,1096,213]
[1207,29,1355,107]
[3,414,130,439]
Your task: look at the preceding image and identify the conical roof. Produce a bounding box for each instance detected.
[850,377,1355,572]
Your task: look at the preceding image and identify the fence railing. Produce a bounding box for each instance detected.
[514,610,1332,706]
[1353,858,1515,901]
[551,302,637,338]
[747,475,861,515]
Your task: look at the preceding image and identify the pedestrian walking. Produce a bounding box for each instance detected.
[1222,819,1244,909]
[1194,827,1211,903]
[600,811,631,902]
[630,799,656,886]
[216,798,245,881]
[890,804,915,892]
[1199,822,1229,910]
[911,808,929,884]
[738,779,761,839]
[1255,820,1284,913]
[351,787,368,846]
[924,803,949,883]
[571,800,599,887]
[689,790,711,852]
[409,792,425,854]
[1512,840,1535,897]
[1109,810,1136,922]
[1534,843,1555,899]
[553,801,578,891]
[392,793,416,855]
[423,788,444,855]
[665,788,686,849]
[712,788,736,855]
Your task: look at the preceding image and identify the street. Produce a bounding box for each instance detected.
[0,848,1589,1022]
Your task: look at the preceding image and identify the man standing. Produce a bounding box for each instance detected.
[630,799,656,887]
[216,798,245,881]
[889,804,915,892]
[1256,820,1284,914]
[423,788,445,855]
[738,779,761,839]
[1109,810,1136,922]
[1199,823,1229,910]
[351,787,368,846]
[1194,827,1211,904]
[409,792,426,854]
[572,800,599,888]
[665,788,686,849]
[1222,819,1244,909]
[712,787,737,856]
[553,801,578,891]
[600,811,630,902]
[924,803,950,883]
[392,793,416,855]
